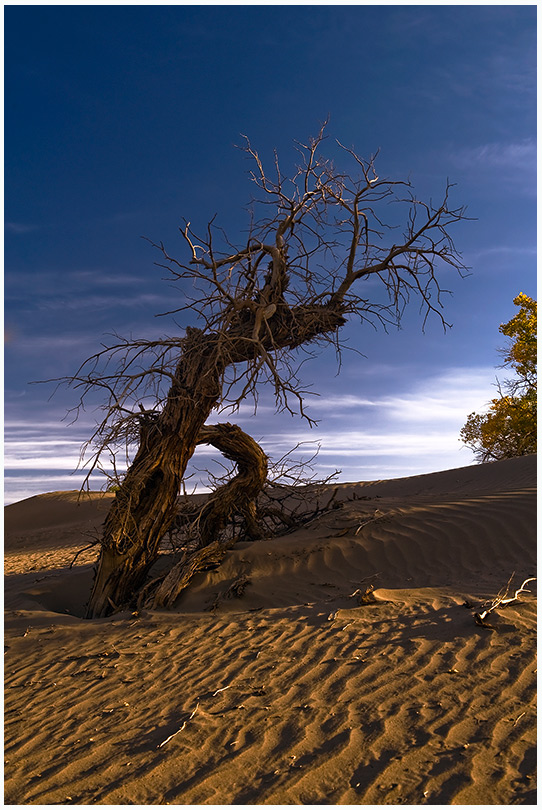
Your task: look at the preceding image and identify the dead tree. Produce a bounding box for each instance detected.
[61,123,469,617]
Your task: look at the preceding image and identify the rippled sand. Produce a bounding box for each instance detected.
[4,455,536,805]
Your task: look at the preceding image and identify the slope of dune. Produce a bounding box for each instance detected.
[4,455,537,805]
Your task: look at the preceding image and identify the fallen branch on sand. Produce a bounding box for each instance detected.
[473,575,536,628]
[354,510,387,535]
[349,584,379,605]
[209,575,251,612]
[158,703,199,748]
[212,685,232,696]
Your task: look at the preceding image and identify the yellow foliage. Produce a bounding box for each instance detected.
[460,294,536,462]
[499,293,537,385]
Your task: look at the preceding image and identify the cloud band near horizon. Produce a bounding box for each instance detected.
[4,365,497,505]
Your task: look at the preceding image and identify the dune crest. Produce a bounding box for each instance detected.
[4,456,536,804]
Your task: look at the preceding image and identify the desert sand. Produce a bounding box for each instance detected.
[4,454,537,805]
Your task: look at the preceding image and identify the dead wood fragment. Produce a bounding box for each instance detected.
[354,509,387,535]
[473,612,495,630]
[472,575,536,628]
[212,685,232,696]
[157,703,199,748]
[350,585,378,605]
[142,540,233,610]
[209,575,251,612]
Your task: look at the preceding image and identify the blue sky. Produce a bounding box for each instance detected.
[4,5,537,504]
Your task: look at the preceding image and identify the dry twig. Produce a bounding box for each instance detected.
[212,685,232,696]
[350,584,378,605]
[354,509,388,534]
[473,575,536,628]
[158,703,199,748]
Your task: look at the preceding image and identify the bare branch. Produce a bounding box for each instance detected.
[473,574,536,627]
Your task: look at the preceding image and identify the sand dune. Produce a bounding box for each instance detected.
[4,455,537,805]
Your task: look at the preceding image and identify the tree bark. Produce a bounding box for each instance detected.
[194,423,268,545]
[85,328,223,618]
[144,422,268,609]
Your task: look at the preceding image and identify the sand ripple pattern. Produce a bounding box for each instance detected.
[5,592,536,805]
[4,456,537,804]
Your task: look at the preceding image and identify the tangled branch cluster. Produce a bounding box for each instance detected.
[51,122,468,492]
[163,443,341,555]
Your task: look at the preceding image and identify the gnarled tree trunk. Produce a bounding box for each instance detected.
[85,329,224,618]
[144,422,268,609]
[194,423,268,545]
[86,303,347,619]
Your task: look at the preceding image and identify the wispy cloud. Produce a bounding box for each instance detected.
[4,364,497,504]
[35,292,176,312]
[457,140,535,171]
[233,366,496,481]
[70,270,149,287]
[10,334,100,352]
[5,286,178,313]
[446,139,536,199]
[5,266,184,315]
[450,139,536,197]
[298,368,494,422]
[5,221,39,235]
[4,474,94,505]
[378,368,496,424]
[468,245,536,260]
[6,268,146,291]
[297,394,377,411]
[4,431,87,470]
[5,320,187,356]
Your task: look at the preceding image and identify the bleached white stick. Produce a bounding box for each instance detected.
[212,685,232,696]
[501,577,536,605]
[475,576,536,625]
[158,703,199,748]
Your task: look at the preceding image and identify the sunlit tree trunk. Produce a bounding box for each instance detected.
[86,330,223,618]
[85,306,345,617]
